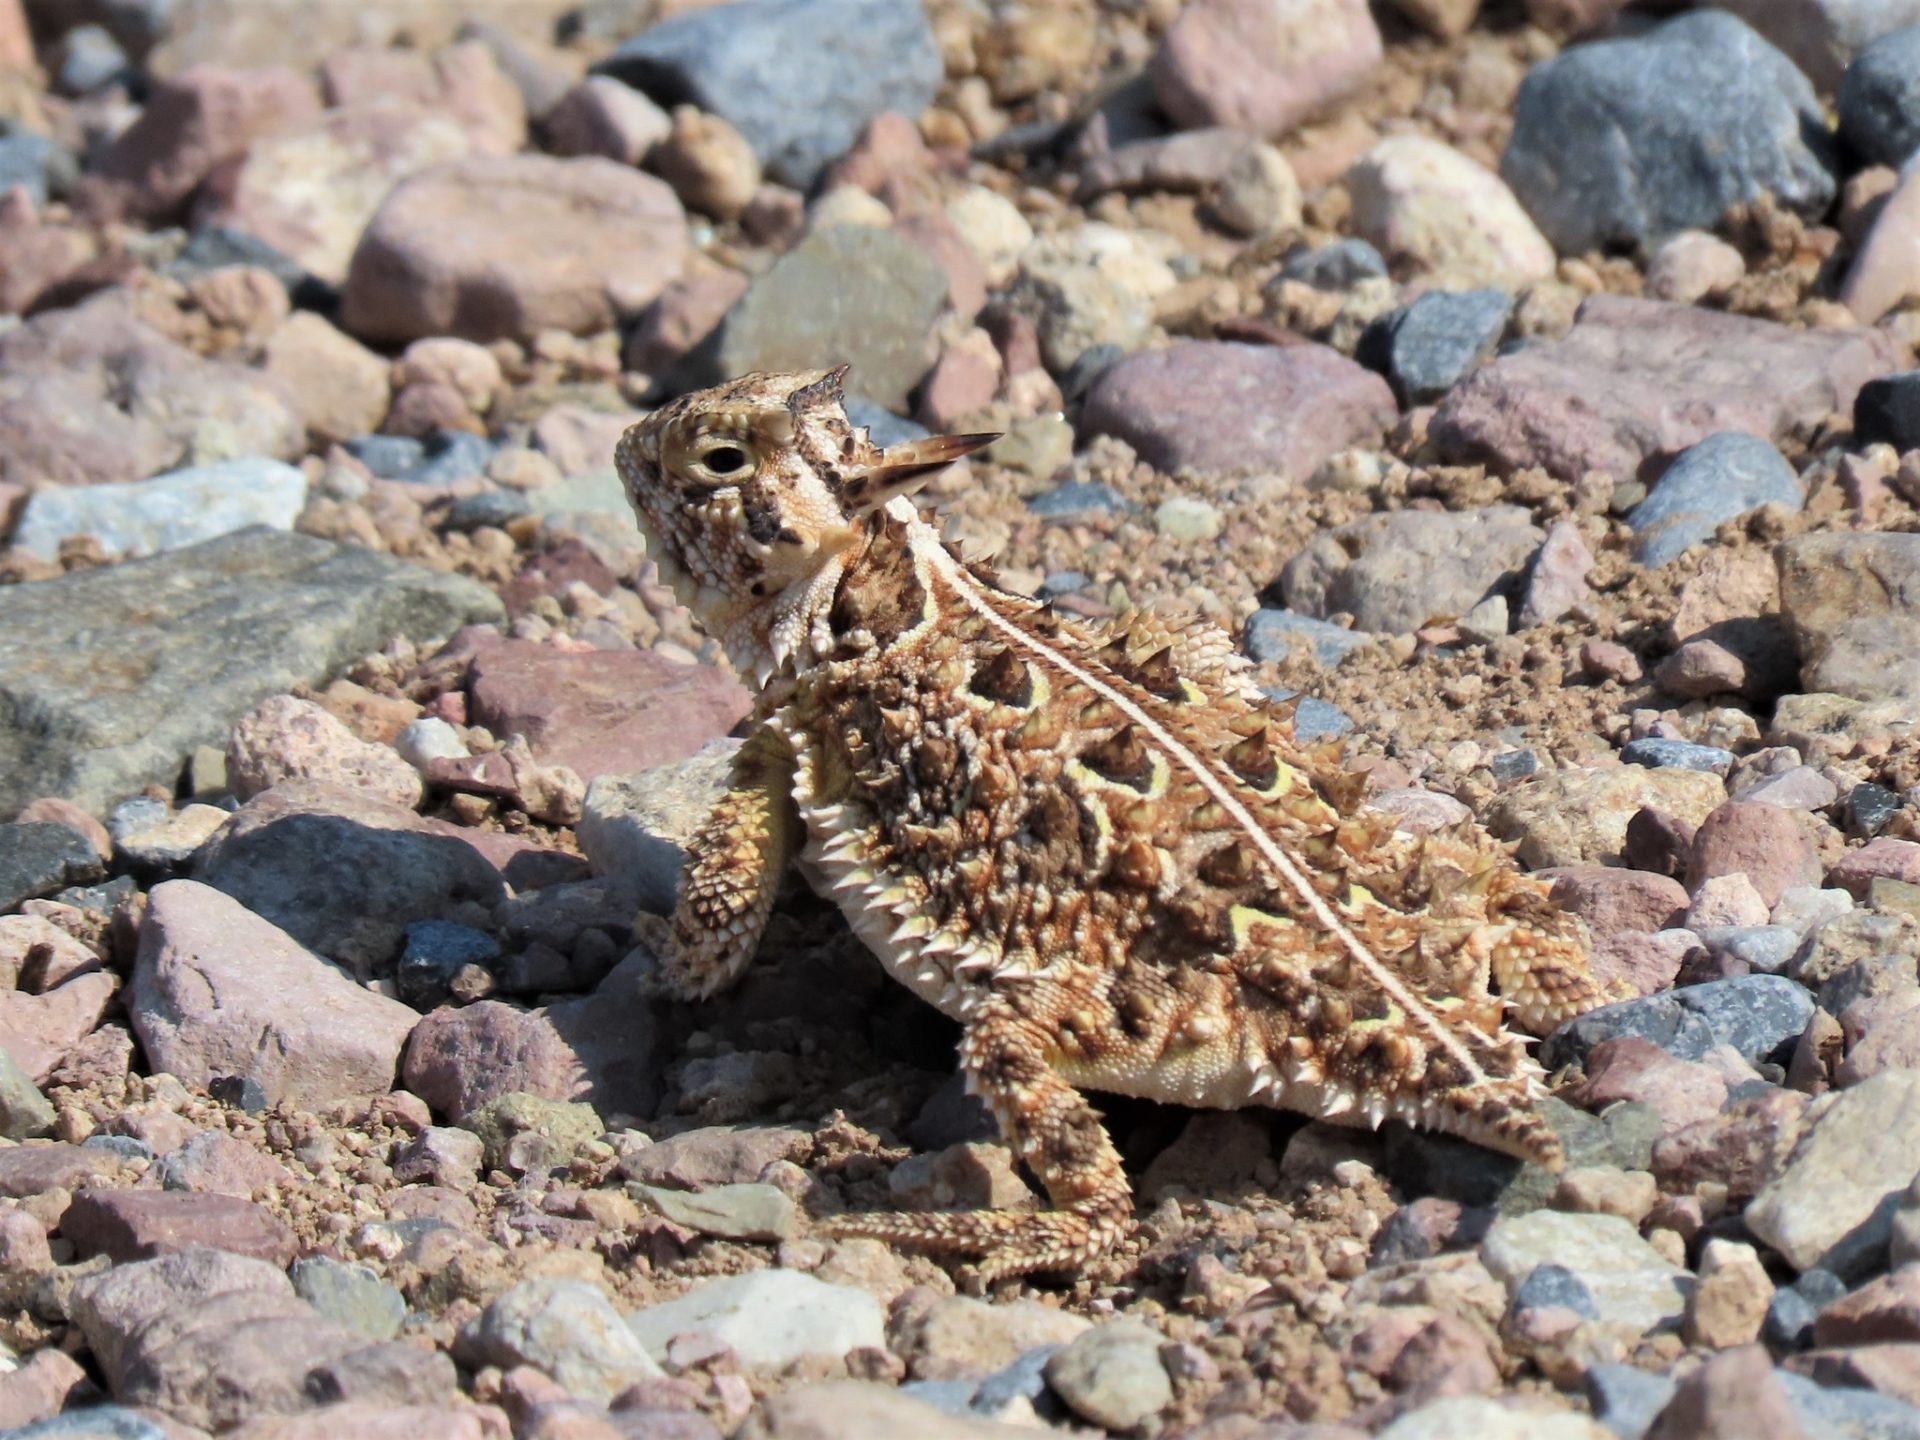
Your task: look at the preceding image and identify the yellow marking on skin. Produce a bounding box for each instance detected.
[1229,904,1294,947]
[1064,749,1170,799]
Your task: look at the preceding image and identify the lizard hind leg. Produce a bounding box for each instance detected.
[826,1001,1135,1286]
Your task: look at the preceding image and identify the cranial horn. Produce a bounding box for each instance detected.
[840,431,1002,514]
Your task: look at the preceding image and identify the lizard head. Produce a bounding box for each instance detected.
[615,366,996,635]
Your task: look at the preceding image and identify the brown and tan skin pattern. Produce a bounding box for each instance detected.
[616,368,1621,1284]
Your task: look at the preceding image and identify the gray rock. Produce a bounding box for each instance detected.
[1357,288,1513,406]
[0,528,503,816]
[1266,691,1355,743]
[289,1255,407,1341]
[1856,371,1920,453]
[0,131,55,207]
[630,1181,797,1241]
[1511,1262,1598,1318]
[685,224,948,412]
[108,798,229,869]
[1243,610,1374,667]
[1839,27,1920,168]
[170,226,314,299]
[578,741,739,916]
[54,23,129,94]
[1044,1321,1173,1431]
[750,1381,1036,1439]
[1778,532,1920,706]
[1695,925,1800,974]
[0,822,104,912]
[460,1276,663,1403]
[1620,737,1737,774]
[597,0,942,189]
[1501,12,1837,255]
[624,1270,884,1370]
[1481,1210,1691,1331]
[11,457,308,562]
[1278,237,1388,290]
[1627,433,1803,567]
[0,1046,56,1140]
[6,1410,176,1439]
[1586,1362,1677,1439]
[1026,481,1136,521]
[1777,1367,1920,1439]
[845,398,928,449]
[346,430,495,487]
[1540,975,1815,1071]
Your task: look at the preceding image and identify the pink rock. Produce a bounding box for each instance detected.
[466,639,750,784]
[0,1346,88,1430]
[226,1404,511,1440]
[1644,1343,1805,1440]
[1687,801,1824,908]
[1082,340,1396,484]
[1655,638,1751,699]
[1789,1345,1920,1409]
[1686,872,1773,929]
[824,111,936,203]
[227,695,423,809]
[130,880,420,1109]
[320,42,526,157]
[382,380,479,438]
[1575,1036,1730,1134]
[0,1144,124,1199]
[1387,1311,1498,1402]
[545,76,672,167]
[1837,991,1920,1086]
[77,64,322,222]
[152,1129,293,1199]
[1579,640,1643,683]
[392,338,503,414]
[0,970,118,1082]
[916,341,1001,432]
[342,155,686,345]
[0,191,95,316]
[625,270,751,378]
[1152,0,1383,140]
[62,1189,298,1267]
[893,210,987,324]
[0,913,104,992]
[1815,1266,1920,1346]
[1431,295,1904,482]
[1516,517,1595,628]
[1829,838,1920,900]
[530,406,640,479]
[1841,160,1920,325]
[1650,1086,1808,1199]
[13,798,111,862]
[1544,866,1689,939]
[1075,128,1259,202]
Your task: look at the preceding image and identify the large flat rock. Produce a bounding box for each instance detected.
[0,528,503,815]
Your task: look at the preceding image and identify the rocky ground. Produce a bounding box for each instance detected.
[0,0,1917,1435]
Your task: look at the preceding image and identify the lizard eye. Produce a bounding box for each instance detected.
[696,443,753,479]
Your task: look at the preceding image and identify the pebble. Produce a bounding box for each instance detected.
[1748,1068,1920,1276]
[1279,505,1542,635]
[650,104,762,223]
[1483,1209,1690,1330]
[1043,1321,1173,1430]
[460,1277,662,1404]
[1766,1269,1849,1351]
[598,0,941,190]
[1082,340,1396,482]
[12,454,306,565]
[226,695,423,810]
[624,1270,884,1371]
[1778,532,1920,705]
[749,1381,1033,1440]
[62,1188,297,1267]
[0,1048,55,1139]
[1686,1239,1775,1349]
[464,1091,602,1174]
[348,429,495,486]
[397,919,501,1006]
[342,155,686,344]
[544,75,672,168]
[1644,1344,1805,1440]
[1839,27,1920,169]
[1378,1394,1611,1438]
[1628,433,1804,567]
[1518,518,1596,628]
[392,1125,485,1190]
[1840,162,1920,326]
[107,799,228,869]
[1850,783,1905,838]
[261,312,391,446]
[1647,230,1747,305]
[1856,372,1920,453]
[1347,137,1555,289]
[1026,481,1136,521]
[1282,238,1389,290]
[1501,12,1836,256]
[1545,974,1814,1073]
[1151,0,1383,139]
[1212,141,1303,238]
[619,1125,809,1190]
[1621,737,1737,774]
[1010,225,1173,376]
[1243,611,1373,670]
[1491,765,1726,868]
[1357,288,1513,406]
[630,1181,796,1242]
[0,822,105,913]
[1431,295,1901,483]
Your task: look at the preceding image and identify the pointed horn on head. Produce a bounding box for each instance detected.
[840,430,1001,515]
[788,364,852,415]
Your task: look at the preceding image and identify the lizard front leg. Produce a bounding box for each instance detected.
[659,722,801,1001]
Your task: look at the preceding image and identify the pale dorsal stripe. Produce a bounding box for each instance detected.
[892,503,1488,1086]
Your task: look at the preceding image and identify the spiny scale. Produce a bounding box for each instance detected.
[615,368,1623,1284]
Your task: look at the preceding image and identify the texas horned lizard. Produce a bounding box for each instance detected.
[616,367,1616,1283]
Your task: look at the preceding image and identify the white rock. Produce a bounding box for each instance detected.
[12,457,308,562]
[1481,1210,1691,1331]
[624,1269,884,1371]
[1348,135,1557,289]
[395,717,471,771]
[944,185,1034,287]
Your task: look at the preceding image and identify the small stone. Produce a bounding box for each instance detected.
[1778,532,1920,705]
[464,1092,603,1175]
[1687,873,1773,930]
[1644,1344,1806,1440]
[1627,433,1803,568]
[105,800,227,870]
[1281,238,1389,290]
[0,1048,55,1140]
[392,1125,485,1190]
[62,1189,297,1266]
[1211,143,1303,238]
[1838,26,1920,170]
[649,105,761,223]
[461,1277,663,1404]
[1687,1239,1775,1348]
[544,76,672,167]
[289,1255,407,1341]
[1151,497,1223,542]
[1481,1210,1690,1331]
[1856,372,1920,453]
[227,694,423,809]
[1621,737,1737,774]
[1280,506,1542,635]
[1044,1321,1173,1431]
[1243,610,1374,668]
[1151,0,1383,140]
[0,823,107,912]
[1689,801,1824,909]
[1358,289,1513,406]
[1349,137,1555,290]
[1647,230,1747,305]
[1766,1269,1849,1351]
[630,1182,796,1242]
[624,1270,884,1371]
[261,312,392,446]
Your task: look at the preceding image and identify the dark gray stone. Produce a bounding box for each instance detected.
[1627,432,1803,566]
[1540,975,1816,1071]
[1856,371,1920,453]
[0,528,503,815]
[398,919,501,1007]
[1357,288,1512,406]
[1501,12,1837,255]
[0,131,56,207]
[445,489,533,533]
[8,1409,177,1439]
[1620,736,1737,774]
[1243,610,1373,668]
[0,822,104,913]
[596,0,942,189]
[1586,1361,1678,1440]
[1850,782,1903,838]
[1277,238,1387,291]
[1512,1262,1599,1318]
[1839,26,1920,169]
[1027,481,1137,521]
[1764,1267,1847,1351]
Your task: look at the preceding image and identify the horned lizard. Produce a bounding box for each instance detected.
[615,367,1617,1283]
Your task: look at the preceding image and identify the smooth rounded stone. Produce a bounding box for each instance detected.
[1621,737,1737,775]
[1840,27,1920,168]
[1378,1396,1612,1439]
[578,741,738,915]
[1541,975,1815,1071]
[1280,237,1389,292]
[0,822,106,913]
[750,1380,1036,1439]
[1765,1268,1849,1351]
[394,718,470,774]
[1043,1321,1172,1431]
[107,799,229,868]
[1500,12,1836,256]
[1627,433,1804,568]
[397,919,500,1006]
[1279,505,1542,635]
[681,224,946,413]
[1647,230,1747,305]
[0,1047,55,1140]
[1152,496,1223,542]
[598,0,939,190]
[1643,1344,1804,1440]
[444,488,532,533]
[1026,481,1136,522]
[1695,925,1801,974]
[1348,137,1555,290]
[1688,801,1825,910]
[0,529,502,817]
[1482,1210,1690,1331]
[1488,765,1726,869]
[630,1181,796,1241]
[546,75,673,166]
[132,879,419,1108]
[1841,163,1920,326]
[1357,289,1513,406]
[624,1270,884,1371]
[11,455,308,564]
[1242,610,1374,668]
[1749,1068,1920,1276]
[259,313,392,447]
[1152,0,1381,139]
[226,695,423,810]
[1212,141,1303,237]
[1431,296,1902,486]
[343,154,685,345]
[895,1295,1093,1383]
[618,1126,810,1191]
[459,1277,662,1403]
[1856,372,1920,452]
[1081,340,1395,484]
[1778,533,1920,705]
[1545,867,1690,939]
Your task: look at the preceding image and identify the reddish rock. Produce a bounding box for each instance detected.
[894,210,987,324]
[1431,295,1904,482]
[131,880,420,1109]
[916,340,1001,432]
[1573,1037,1730,1133]
[625,270,751,379]
[1625,807,1697,879]
[499,541,620,617]
[319,41,527,157]
[0,970,118,1082]
[1645,1344,1807,1440]
[1081,340,1396,484]
[0,1346,88,1430]
[544,75,672,167]
[1387,1312,1498,1401]
[1517,517,1595,628]
[1788,1345,1920,1408]
[1656,638,1753,700]
[1544,866,1689,939]
[0,191,95,315]
[63,1189,298,1266]
[1687,801,1825,908]
[78,64,322,222]
[153,1129,293,1199]
[1837,991,1920,1086]
[1650,1086,1809,1200]
[824,111,937,203]
[466,640,750,784]
[0,1143,123,1199]
[226,1404,512,1440]
[383,380,481,438]
[1814,1265,1920,1347]
[1830,838,1920,900]
[1152,0,1383,140]
[227,695,423,809]
[342,155,686,345]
